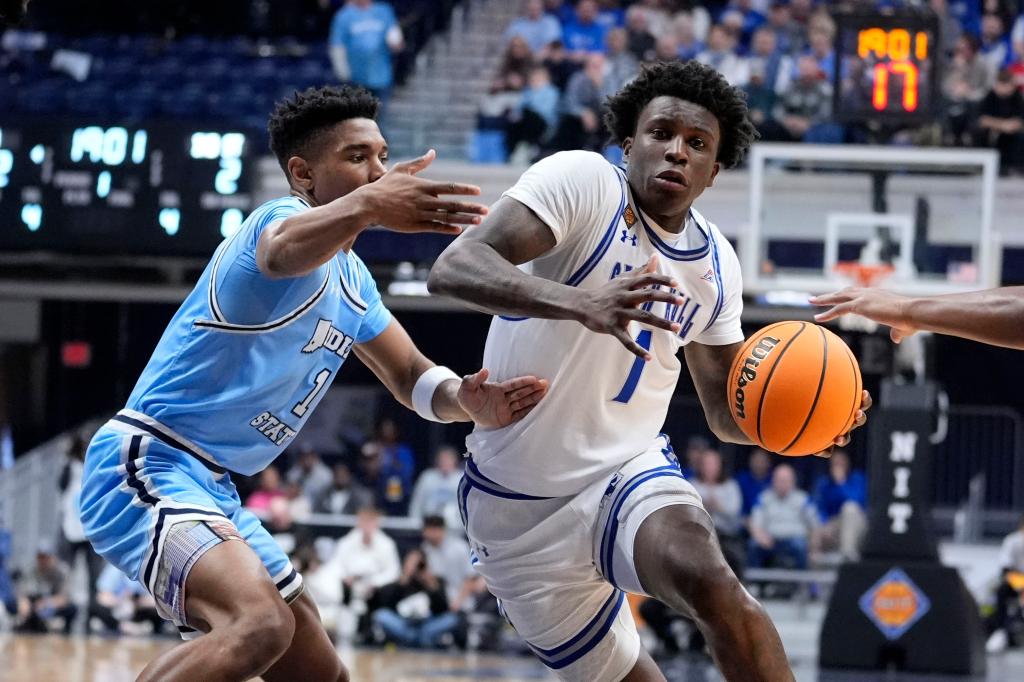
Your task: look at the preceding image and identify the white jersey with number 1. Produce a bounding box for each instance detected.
[465,150,744,497]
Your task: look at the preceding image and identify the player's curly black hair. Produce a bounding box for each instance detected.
[267,85,379,171]
[604,60,758,169]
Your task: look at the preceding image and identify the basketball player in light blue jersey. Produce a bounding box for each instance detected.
[79,86,549,682]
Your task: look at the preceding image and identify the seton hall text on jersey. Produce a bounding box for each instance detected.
[609,261,702,341]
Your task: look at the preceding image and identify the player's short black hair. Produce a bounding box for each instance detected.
[267,85,379,171]
[604,60,758,169]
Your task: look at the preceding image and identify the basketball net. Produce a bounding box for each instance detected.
[831,261,895,333]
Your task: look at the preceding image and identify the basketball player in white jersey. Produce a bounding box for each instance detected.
[429,61,869,681]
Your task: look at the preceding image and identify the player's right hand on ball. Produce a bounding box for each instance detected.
[361,148,489,235]
[575,255,686,361]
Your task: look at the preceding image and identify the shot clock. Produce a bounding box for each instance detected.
[832,9,941,124]
[0,119,255,256]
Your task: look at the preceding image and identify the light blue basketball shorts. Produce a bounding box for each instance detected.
[80,412,303,639]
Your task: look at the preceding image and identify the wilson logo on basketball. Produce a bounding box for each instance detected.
[732,335,780,420]
[727,321,862,456]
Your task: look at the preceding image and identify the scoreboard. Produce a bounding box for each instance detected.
[0,119,256,257]
[832,10,941,124]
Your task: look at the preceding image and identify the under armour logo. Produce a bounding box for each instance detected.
[620,229,638,246]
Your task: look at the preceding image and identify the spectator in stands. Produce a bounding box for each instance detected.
[370,547,459,649]
[810,449,867,563]
[286,444,333,503]
[748,464,818,570]
[329,0,404,116]
[746,26,792,95]
[504,65,561,161]
[724,0,767,50]
[15,542,77,634]
[244,464,287,515]
[409,445,464,527]
[549,52,612,152]
[804,25,835,81]
[736,448,773,518]
[421,515,471,604]
[545,0,576,25]
[505,0,564,55]
[493,35,535,93]
[563,0,609,59]
[788,0,815,38]
[314,462,375,515]
[88,562,164,635]
[595,0,626,32]
[945,34,995,145]
[624,5,656,62]
[541,39,578,91]
[985,514,1024,653]
[653,34,683,63]
[360,417,417,515]
[1008,37,1024,91]
[449,571,502,650]
[605,27,640,91]
[689,449,745,575]
[766,2,801,55]
[975,69,1024,175]
[670,0,711,43]
[981,13,1012,73]
[477,35,535,153]
[634,0,669,39]
[931,0,964,62]
[670,12,703,61]
[680,435,710,479]
[760,54,839,143]
[696,24,749,87]
[309,506,401,641]
[57,434,102,613]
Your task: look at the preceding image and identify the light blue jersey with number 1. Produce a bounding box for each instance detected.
[122,195,392,476]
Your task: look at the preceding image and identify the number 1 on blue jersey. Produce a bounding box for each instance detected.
[612,330,653,403]
[293,368,332,417]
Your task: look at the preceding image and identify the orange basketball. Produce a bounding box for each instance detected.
[727,321,862,457]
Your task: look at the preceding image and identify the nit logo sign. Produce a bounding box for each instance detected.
[859,567,931,640]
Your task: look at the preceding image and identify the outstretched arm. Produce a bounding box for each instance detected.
[812,286,1024,350]
[684,341,753,444]
[257,150,487,279]
[354,319,547,427]
[428,196,686,359]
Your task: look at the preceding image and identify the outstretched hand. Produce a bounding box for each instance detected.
[457,368,549,428]
[577,254,685,360]
[811,287,917,344]
[362,149,490,235]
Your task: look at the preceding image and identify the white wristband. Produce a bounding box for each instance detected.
[412,365,461,423]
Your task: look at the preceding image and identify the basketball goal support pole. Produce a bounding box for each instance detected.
[818,379,987,677]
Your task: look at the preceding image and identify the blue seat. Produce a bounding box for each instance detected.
[469,130,508,164]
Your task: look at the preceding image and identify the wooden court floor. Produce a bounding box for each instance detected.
[0,634,556,682]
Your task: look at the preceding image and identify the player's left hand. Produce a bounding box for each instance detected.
[457,368,549,428]
[814,389,872,459]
